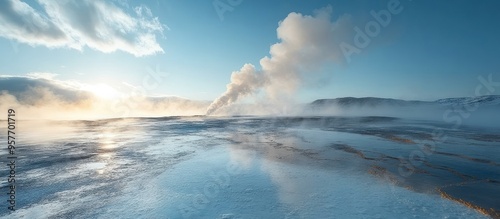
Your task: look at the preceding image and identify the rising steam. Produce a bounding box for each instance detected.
[206,6,352,115]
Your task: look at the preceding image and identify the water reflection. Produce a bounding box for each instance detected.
[3,116,495,218]
[99,134,118,149]
[228,129,318,208]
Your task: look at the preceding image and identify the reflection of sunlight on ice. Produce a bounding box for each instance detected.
[99,153,113,159]
[95,130,121,175]
[99,132,120,149]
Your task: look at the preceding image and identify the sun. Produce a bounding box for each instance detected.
[89,84,120,99]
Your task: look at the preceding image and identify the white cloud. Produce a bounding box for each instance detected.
[0,0,67,47]
[26,72,59,79]
[0,0,165,56]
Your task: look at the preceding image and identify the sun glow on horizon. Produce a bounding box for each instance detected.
[86,84,121,99]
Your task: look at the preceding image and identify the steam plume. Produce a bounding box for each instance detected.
[206,6,352,115]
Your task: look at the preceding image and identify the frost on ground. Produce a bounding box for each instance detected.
[0,116,497,218]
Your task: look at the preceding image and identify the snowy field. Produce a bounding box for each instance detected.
[0,116,498,218]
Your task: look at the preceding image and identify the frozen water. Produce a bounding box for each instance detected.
[0,116,497,218]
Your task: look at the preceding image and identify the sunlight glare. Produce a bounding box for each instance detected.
[89,84,120,99]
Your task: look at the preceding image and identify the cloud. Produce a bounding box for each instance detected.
[0,0,67,47]
[207,6,353,115]
[0,0,164,56]
[0,75,90,105]
[26,72,59,79]
[0,75,208,119]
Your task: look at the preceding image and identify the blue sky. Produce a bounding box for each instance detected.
[1,0,499,105]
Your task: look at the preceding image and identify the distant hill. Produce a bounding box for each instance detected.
[310,95,500,108]
[435,95,500,106]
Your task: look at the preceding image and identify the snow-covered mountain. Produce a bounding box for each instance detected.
[311,97,426,108]
[310,95,500,108]
[435,95,500,106]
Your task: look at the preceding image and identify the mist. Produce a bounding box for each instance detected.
[0,76,209,120]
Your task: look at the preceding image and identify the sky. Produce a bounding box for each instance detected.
[0,0,499,118]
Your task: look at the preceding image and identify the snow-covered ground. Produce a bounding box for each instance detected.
[0,116,497,218]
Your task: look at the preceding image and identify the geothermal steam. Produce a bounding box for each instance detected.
[206,7,352,115]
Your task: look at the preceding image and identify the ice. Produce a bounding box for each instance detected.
[0,116,497,218]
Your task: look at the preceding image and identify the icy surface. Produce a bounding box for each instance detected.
[0,116,497,218]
